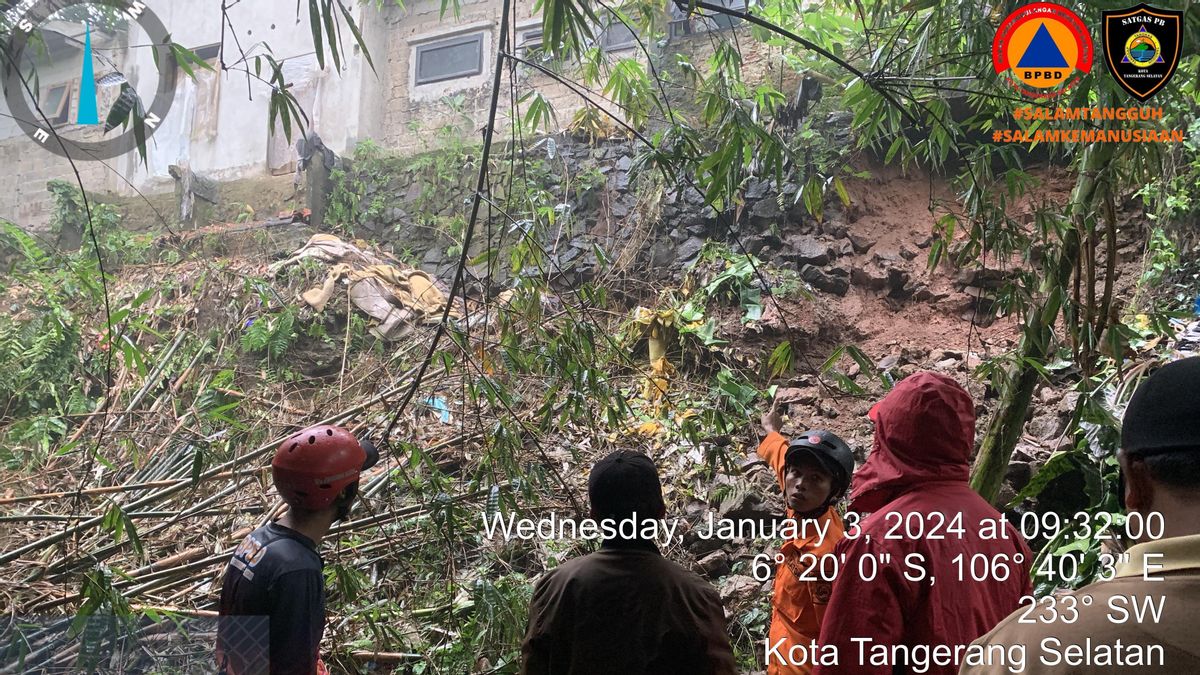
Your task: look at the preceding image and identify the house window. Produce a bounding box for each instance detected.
[516,26,544,57]
[599,20,637,51]
[700,0,746,31]
[414,32,485,85]
[42,82,72,126]
[669,0,746,38]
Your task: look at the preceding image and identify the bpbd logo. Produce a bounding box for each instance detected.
[4,0,178,161]
[993,2,1094,98]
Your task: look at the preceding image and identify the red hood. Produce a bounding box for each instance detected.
[849,371,976,513]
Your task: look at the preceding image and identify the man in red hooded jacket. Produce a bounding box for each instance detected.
[812,372,1032,675]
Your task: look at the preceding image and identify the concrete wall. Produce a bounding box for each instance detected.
[2,0,785,230]
[1,0,387,230]
[379,0,590,154]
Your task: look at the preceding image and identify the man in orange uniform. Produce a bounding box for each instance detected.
[757,408,853,675]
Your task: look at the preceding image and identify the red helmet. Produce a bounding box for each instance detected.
[271,425,378,510]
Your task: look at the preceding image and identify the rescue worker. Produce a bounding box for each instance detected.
[758,405,851,675]
[520,450,736,675]
[813,372,1032,675]
[216,424,378,675]
[961,356,1200,673]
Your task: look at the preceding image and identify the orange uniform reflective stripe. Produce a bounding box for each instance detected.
[757,432,845,675]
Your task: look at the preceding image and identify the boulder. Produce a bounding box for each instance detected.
[886,268,913,299]
[745,178,771,200]
[846,231,876,254]
[750,197,782,220]
[676,237,705,263]
[697,550,732,578]
[719,574,761,604]
[851,264,889,291]
[800,264,849,296]
[1027,415,1065,441]
[784,235,834,266]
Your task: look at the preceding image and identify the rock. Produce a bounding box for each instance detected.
[714,487,777,522]
[846,231,876,254]
[646,239,677,269]
[720,574,761,603]
[750,197,782,220]
[800,264,849,296]
[1057,391,1081,416]
[697,550,732,578]
[935,358,959,371]
[886,268,913,299]
[684,528,725,556]
[611,199,632,219]
[836,239,854,257]
[1011,443,1039,463]
[938,350,963,361]
[783,235,834,266]
[877,354,901,370]
[1038,386,1062,405]
[775,386,818,406]
[423,247,447,265]
[820,220,849,239]
[851,264,889,291]
[1027,415,1065,441]
[899,246,918,261]
[676,237,705,263]
[744,232,782,255]
[616,155,633,172]
[1005,462,1033,493]
[955,267,1009,289]
[745,178,771,200]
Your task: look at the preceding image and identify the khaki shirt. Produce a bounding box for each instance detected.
[520,540,736,675]
[961,534,1200,674]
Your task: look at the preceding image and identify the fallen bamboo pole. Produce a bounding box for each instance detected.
[0,362,438,567]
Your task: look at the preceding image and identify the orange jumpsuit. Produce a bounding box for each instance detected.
[757,432,845,675]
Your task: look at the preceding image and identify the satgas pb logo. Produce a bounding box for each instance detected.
[1101,4,1183,102]
[992,2,1094,98]
[3,0,178,161]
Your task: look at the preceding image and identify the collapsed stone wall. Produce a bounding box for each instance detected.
[332,128,944,310]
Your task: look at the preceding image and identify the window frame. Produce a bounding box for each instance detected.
[515,25,544,58]
[412,31,486,86]
[41,81,73,127]
[598,20,638,52]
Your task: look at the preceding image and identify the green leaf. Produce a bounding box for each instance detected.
[768,340,793,378]
[309,0,326,70]
[1008,451,1074,507]
[323,0,342,72]
[833,176,851,207]
[802,175,824,222]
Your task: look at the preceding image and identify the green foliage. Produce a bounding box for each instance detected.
[1139,228,1179,288]
[47,180,151,266]
[240,306,298,361]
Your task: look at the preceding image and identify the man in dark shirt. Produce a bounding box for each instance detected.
[520,450,736,675]
[217,424,377,675]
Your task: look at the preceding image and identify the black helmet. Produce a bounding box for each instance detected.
[786,430,854,502]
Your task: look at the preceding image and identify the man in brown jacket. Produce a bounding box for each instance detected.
[961,356,1200,674]
[520,450,736,675]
